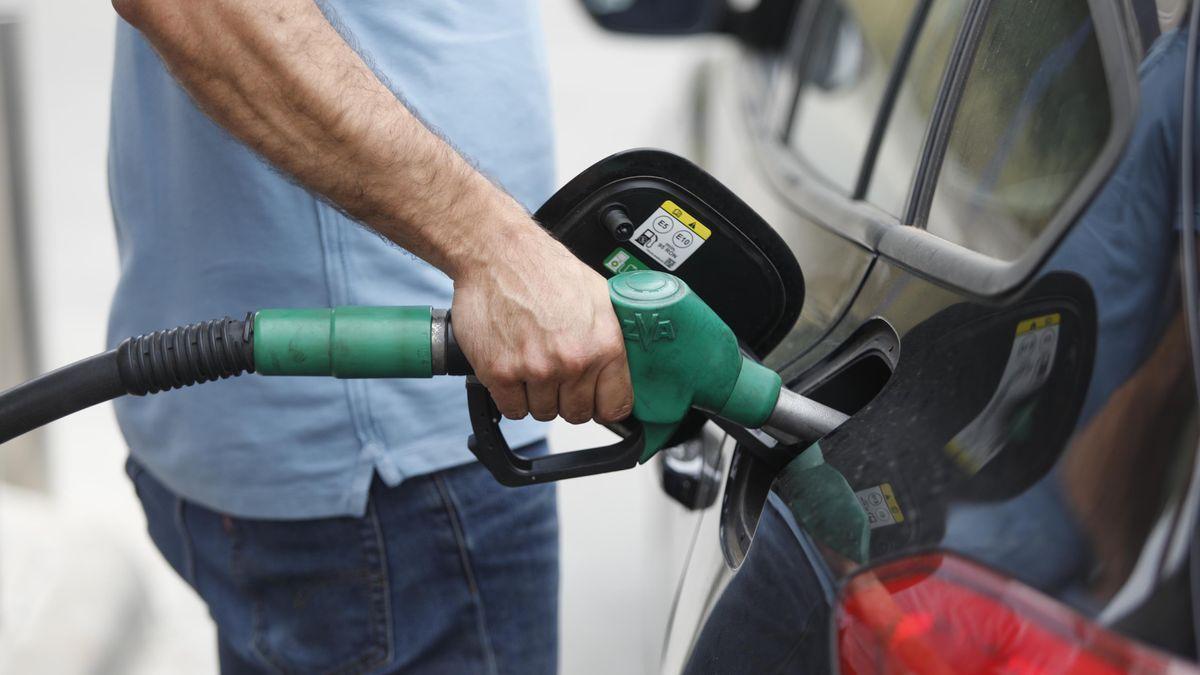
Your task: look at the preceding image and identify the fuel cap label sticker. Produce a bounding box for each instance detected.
[855,483,905,529]
[944,313,1061,475]
[629,200,711,270]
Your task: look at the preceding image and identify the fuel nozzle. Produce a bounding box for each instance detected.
[241,272,847,486]
[608,271,846,459]
[776,443,871,564]
[0,268,848,489]
[609,272,865,558]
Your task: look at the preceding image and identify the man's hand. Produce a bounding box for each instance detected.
[114,0,635,424]
[451,223,632,424]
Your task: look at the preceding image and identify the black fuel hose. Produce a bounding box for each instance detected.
[0,316,254,444]
[0,351,126,445]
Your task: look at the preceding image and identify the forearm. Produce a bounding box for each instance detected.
[115,0,634,423]
[113,0,539,278]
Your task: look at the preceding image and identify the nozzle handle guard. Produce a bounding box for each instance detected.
[443,310,649,485]
[464,377,646,485]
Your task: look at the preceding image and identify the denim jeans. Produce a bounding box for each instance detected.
[126,449,559,674]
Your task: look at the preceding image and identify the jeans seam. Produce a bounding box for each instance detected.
[433,474,499,675]
[223,517,285,675]
[358,499,394,673]
[174,498,197,587]
[247,627,285,675]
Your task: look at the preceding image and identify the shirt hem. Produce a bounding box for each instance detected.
[127,425,548,520]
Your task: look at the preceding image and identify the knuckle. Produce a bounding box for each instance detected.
[562,408,591,425]
[488,389,526,420]
[559,350,592,378]
[531,409,557,422]
[562,338,605,372]
[600,332,626,358]
[525,358,556,383]
[598,400,634,423]
[494,400,526,420]
[488,363,520,387]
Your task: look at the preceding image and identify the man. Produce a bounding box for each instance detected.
[107,1,632,672]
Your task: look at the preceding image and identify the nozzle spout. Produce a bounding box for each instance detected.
[760,388,848,447]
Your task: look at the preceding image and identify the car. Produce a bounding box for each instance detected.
[581,0,1200,672]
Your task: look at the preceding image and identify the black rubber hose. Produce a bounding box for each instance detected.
[116,316,254,395]
[0,351,126,444]
[0,316,255,445]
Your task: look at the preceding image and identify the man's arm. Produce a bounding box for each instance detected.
[112,0,633,424]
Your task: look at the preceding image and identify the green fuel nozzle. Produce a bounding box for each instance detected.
[607,271,788,460]
[249,271,846,471]
[0,271,845,485]
[776,443,871,564]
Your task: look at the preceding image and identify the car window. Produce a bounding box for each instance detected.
[786,0,919,194]
[864,0,970,216]
[923,0,1111,260]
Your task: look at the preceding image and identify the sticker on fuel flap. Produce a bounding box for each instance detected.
[602,247,650,275]
[944,313,1061,475]
[628,200,711,270]
[855,483,904,529]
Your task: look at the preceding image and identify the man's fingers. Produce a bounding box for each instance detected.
[594,358,634,423]
[449,254,630,426]
[526,380,559,422]
[489,382,529,420]
[558,373,597,425]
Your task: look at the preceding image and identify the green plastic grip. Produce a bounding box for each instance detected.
[609,271,783,462]
[254,307,433,378]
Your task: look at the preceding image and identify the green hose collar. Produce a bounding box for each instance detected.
[717,358,782,428]
[254,307,433,378]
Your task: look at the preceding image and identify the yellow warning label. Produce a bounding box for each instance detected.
[880,483,905,524]
[1015,313,1060,336]
[661,200,711,240]
[855,482,905,528]
[946,311,1062,475]
[945,439,976,473]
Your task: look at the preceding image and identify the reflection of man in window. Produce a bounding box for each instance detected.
[944,23,1200,602]
[927,0,1109,260]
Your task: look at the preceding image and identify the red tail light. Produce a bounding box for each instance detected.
[836,552,1197,674]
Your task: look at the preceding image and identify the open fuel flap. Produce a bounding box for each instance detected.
[536,149,804,355]
[463,149,807,484]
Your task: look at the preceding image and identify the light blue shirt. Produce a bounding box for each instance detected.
[1047,27,1195,424]
[108,1,553,519]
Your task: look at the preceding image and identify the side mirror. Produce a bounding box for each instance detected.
[579,0,800,49]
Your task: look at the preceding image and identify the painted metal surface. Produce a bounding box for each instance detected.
[657,0,1199,671]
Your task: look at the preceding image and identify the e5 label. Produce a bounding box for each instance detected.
[628,200,711,270]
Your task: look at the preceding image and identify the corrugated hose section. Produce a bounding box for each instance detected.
[116,315,256,395]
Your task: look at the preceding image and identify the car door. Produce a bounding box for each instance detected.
[689,0,906,369]
[662,0,1200,673]
[660,0,961,668]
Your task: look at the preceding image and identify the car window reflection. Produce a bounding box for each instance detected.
[788,0,919,192]
[925,0,1111,259]
[686,23,1200,667]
